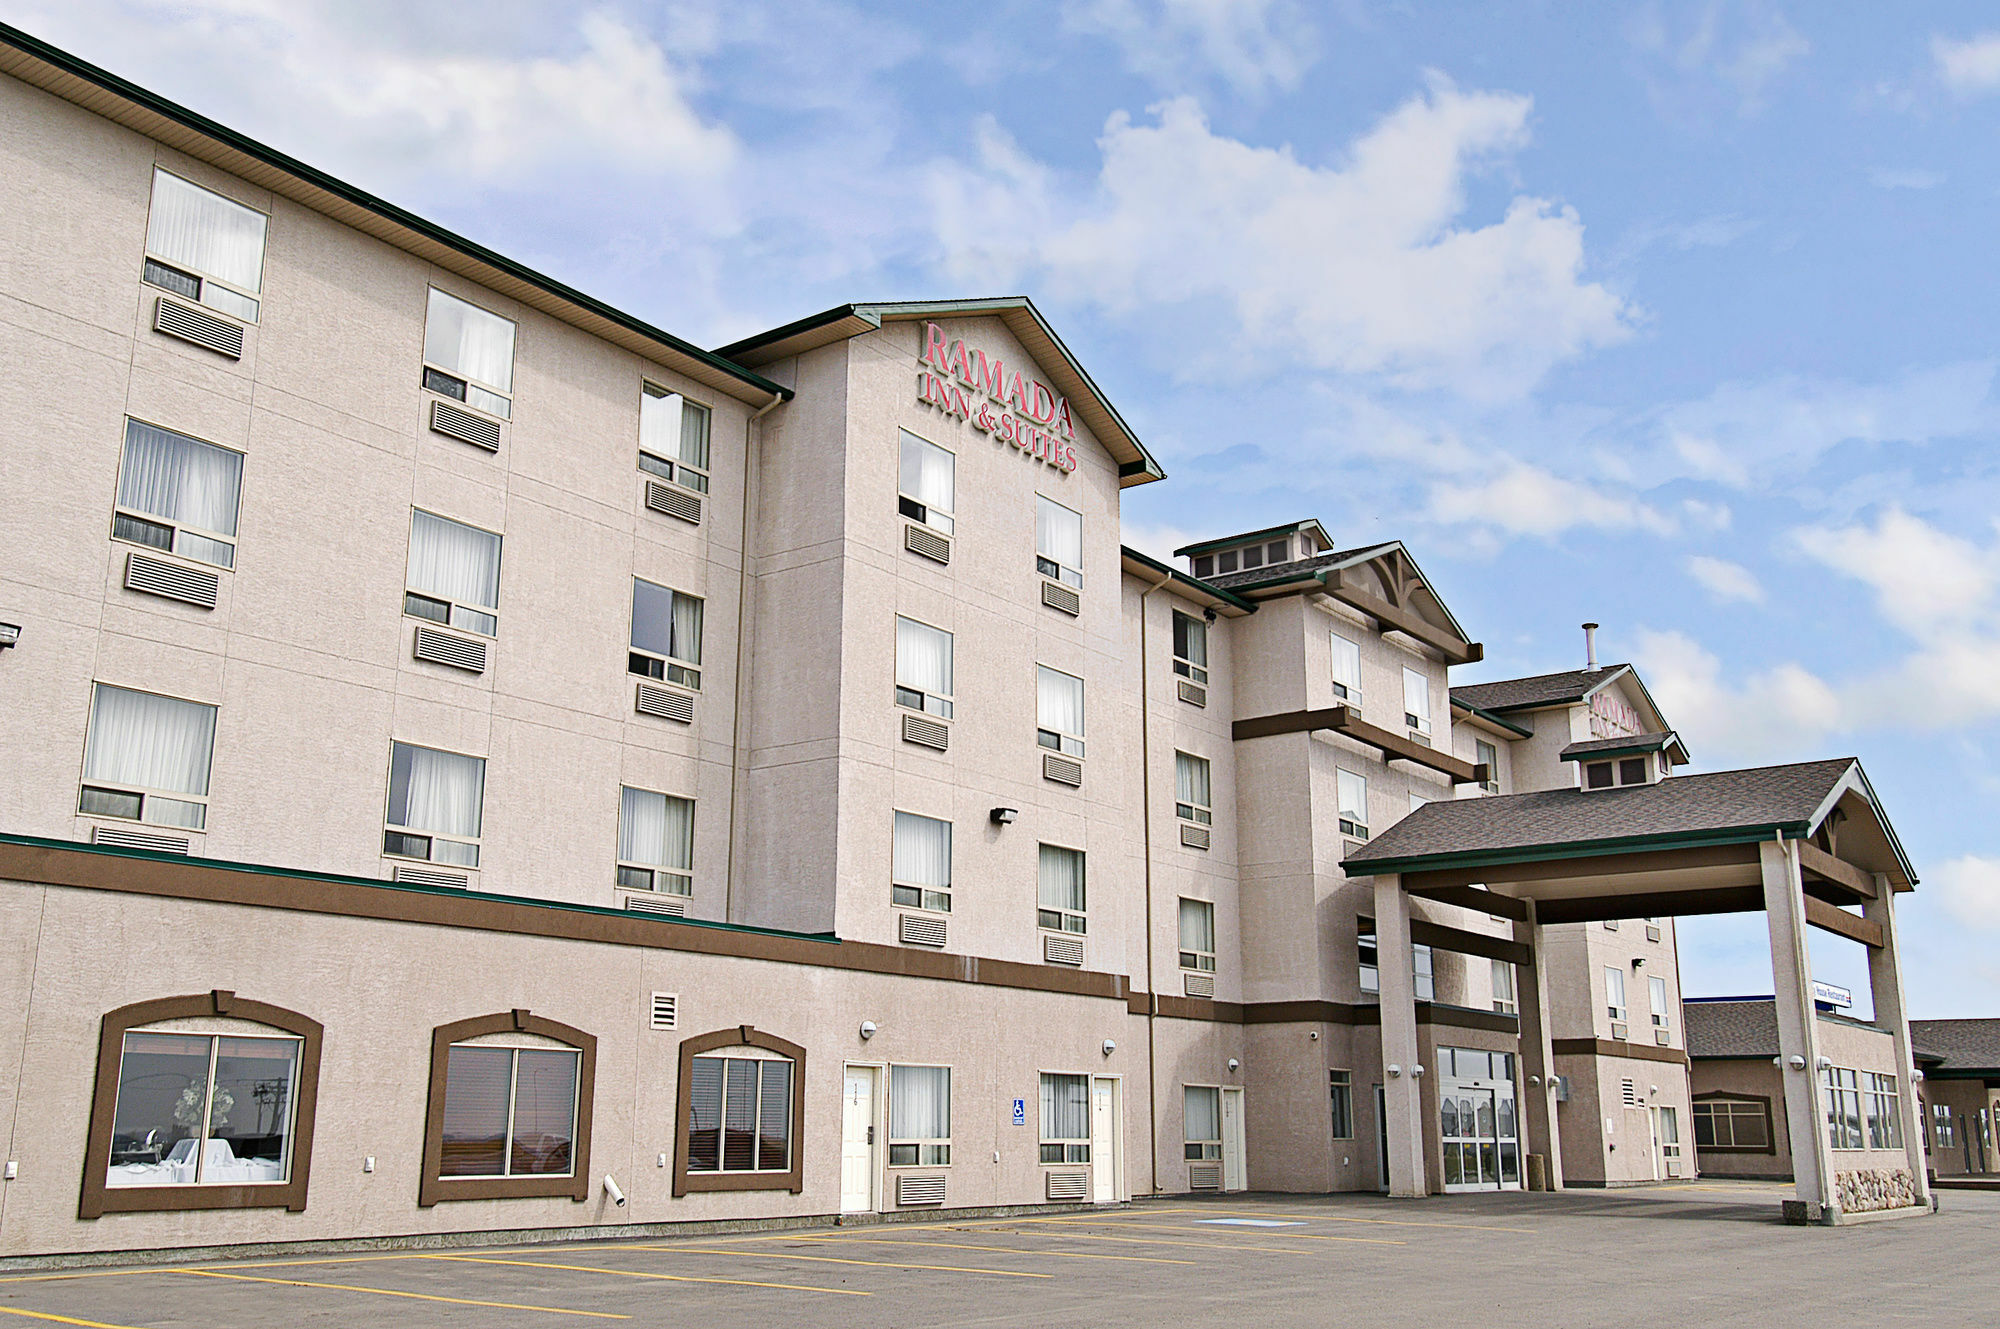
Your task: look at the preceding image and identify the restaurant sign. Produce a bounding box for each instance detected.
[916,322,1079,473]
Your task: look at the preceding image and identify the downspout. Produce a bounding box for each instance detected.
[724,392,786,923]
[1137,565,1173,1196]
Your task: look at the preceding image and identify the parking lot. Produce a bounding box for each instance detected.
[4,1183,1993,1327]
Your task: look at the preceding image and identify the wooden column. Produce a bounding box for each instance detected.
[1512,898,1564,1190]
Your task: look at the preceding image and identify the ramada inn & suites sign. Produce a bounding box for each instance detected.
[916,322,1079,473]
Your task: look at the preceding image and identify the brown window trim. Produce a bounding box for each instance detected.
[418,1009,597,1208]
[80,990,323,1219]
[1691,1090,1777,1155]
[674,1025,806,1197]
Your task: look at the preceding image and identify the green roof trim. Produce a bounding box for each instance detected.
[0,21,789,404]
[1339,822,1812,879]
[1174,520,1332,559]
[1121,545,1257,612]
[1449,698,1533,739]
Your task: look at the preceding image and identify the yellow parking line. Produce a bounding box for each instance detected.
[0,1309,151,1329]
[981,1227,1319,1256]
[168,1267,629,1318]
[631,1244,1052,1279]
[422,1254,868,1297]
[0,1270,156,1286]
[793,1234,1197,1265]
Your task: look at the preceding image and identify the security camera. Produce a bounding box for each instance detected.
[603,1175,626,1208]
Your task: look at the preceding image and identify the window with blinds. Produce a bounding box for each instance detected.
[687,1054,794,1174]
[438,1044,580,1179]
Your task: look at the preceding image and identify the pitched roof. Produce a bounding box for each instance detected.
[1176,520,1333,558]
[1200,544,1390,590]
[1450,666,1632,713]
[1561,732,1678,759]
[1120,546,1257,616]
[1685,998,1893,1059]
[1909,1019,2000,1074]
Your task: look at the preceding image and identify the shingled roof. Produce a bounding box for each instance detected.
[1910,1019,2000,1075]
[1201,544,1392,590]
[1686,998,1894,1059]
[1450,666,1632,713]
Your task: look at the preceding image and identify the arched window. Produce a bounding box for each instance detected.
[674,1026,805,1196]
[419,1010,596,1206]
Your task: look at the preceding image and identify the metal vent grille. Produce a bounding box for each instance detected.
[1177,680,1207,708]
[393,864,469,889]
[1666,1160,1682,1178]
[1655,1029,1671,1046]
[91,825,191,854]
[1620,1078,1639,1107]
[645,481,702,525]
[153,296,243,358]
[1183,972,1216,999]
[1180,824,1211,851]
[1040,580,1081,616]
[124,551,220,609]
[430,399,503,451]
[1046,1172,1088,1201]
[1042,752,1083,787]
[636,682,696,724]
[899,914,948,947]
[650,992,679,1030]
[1646,925,1663,942]
[1043,933,1085,967]
[1188,1163,1222,1192]
[902,713,950,751]
[625,894,689,918]
[1611,1022,1630,1042]
[413,626,487,673]
[904,524,951,564]
[896,1175,947,1207]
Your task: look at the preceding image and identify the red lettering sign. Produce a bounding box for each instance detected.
[914,321,1078,473]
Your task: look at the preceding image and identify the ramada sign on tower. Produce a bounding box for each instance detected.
[916,322,1080,473]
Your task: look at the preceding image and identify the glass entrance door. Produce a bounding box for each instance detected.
[1438,1048,1521,1192]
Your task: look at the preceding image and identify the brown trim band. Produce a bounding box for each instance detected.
[1552,1037,1689,1067]
[417,1010,598,1207]
[79,991,323,1219]
[1130,996,1521,1036]
[673,1026,807,1197]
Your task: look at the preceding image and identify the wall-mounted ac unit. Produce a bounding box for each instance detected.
[125,551,219,609]
[896,1174,947,1207]
[1183,972,1216,999]
[1655,1029,1671,1046]
[91,824,191,855]
[625,894,689,918]
[1176,679,1207,708]
[1040,580,1081,617]
[899,914,947,947]
[1646,925,1663,942]
[429,399,503,451]
[645,481,702,525]
[636,682,695,724]
[413,625,487,673]
[392,863,469,889]
[1610,1021,1629,1042]
[1045,1172,1088,1201]
[1043,752,1083,787]
[902,713,950,751]
[154,296,243,358]
[1188,1163,1222,1192]
[904,524,951,564]
[1180,824,1211,851]
[1043,933,1085,967]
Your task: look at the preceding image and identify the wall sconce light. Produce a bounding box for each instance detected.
[1102,1039,1116,1057]
[859,1021,877,1040]
[1387,1064,1403,1078]
[1649,1084,1659,1097]
[1226,1058,1240,1073]
[1410,1064,1425,1078]
[1912,1069,1926,1083]
[0,622,19,650]
[1528,1074,1541,1086]
[1816,1055,1832,1072]
[1308,1030,1319,1041]
[1787,1054,1806,1070]
[990,807,1018,825]
[1632,957,1645,969]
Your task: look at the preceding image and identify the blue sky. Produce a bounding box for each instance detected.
[11,0,2000,1016]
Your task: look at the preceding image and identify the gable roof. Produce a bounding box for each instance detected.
[1202,541,1478,659]
[1685,998,1891,1059]
[714,299,1165,487]
[1121,546,1257,616]
[1560,731,1691,766]
[1451,666,1634,714]
[1909,1019,2000,1076]
[1176,520,1333,559]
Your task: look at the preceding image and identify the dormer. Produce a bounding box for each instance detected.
[1177,520,1334,581]
[1561,731,1690,791]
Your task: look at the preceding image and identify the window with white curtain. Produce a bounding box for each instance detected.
[384,741,486,867]
[439,1043,580,1178]
[617,787,694,896]
[892,811,952,912]
[405,510,502,637]
[79,683,217,830]
[422,288,516,419]
[629,578,703,689]
[1337,768,1369,840]
[1358,933,1379,994]
[1605,966,1628,1023]
[1492,959,1518,1016]
[1039,1072,1090,1163]
[1649,975,1669,1029]
[1476,739,1500,794]
[1403,667,1431,736]
[1175,751,1212,825]
[898,430,954,535]
[1036,666,1085,758]
[1036,495,1083,587]
[1037,844,1086,934]
[895,617,954,718]
[1330,633,1362,704]
[142,169,267,323]
[112,420,243,569]
[1413,943,1435,1002]
[638,385,712,494]
[1172,612,1208,686]
[888,1065,951,1166]
[1178,898,1216,972]
[1183,1085,1221,1160]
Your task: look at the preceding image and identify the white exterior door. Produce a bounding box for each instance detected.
[1090,1077,1119,1203]
[840,1067,878,1213]
[1220,1086,1247,1192]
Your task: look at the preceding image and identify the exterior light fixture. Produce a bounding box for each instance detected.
[1816,1055,1832,1072]
[0,622,19,650]
[1787,1054,1806,1070]
[1632,957,1645,969]
[990,807,1018,825]
[1410,1064,1425,1078]
[1102,1039,1116,1056]
[1528,1074,1541,1086]
[1387,1064,1403,1078]
[1226,1058,1240,1073]
[859,1021,877,1040]
[1308,1030,1319,1041]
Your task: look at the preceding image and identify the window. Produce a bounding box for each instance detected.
[384,741,486,867]
[1267,538,1290,565]
[1822,1067,1865,1151]
[422,288,516,419]
[674,1028,804,1195]
[1192,554,1214,578]
[617,787,693,896]
[1329,633,1362,704]
[893,429,954,534]
[1863,1072,1903,1150]
[1604,966,1628,1023]
[639,385,712,494]
[892,811,952,913]
[1035,495,1083,587]
[1620,757,1648,785]
[1358,933,1379,994]
[1657,1105,1682,1169]
[1329,1070,1354,1140]
[1173,612,1209,686]
[1585,761,1614,790]
[405,510,502,637]
[1492,959,1517,1016]
[1933,1103,1956,1151]
[112,420,243,569]
[421,1012,596,1205]
[142,169,266,323]
[1037,844,1086,934]
[888,1065,951,1166]
[1413,943,1434,1002]
[1178,898,1216,972]
[1403,667,1431,735]
[1175,751,1212,825]
[80,684,217,830]
[1337,768,1369,840]
[80,993,322,1217]
[1040,1072,1090,1163]
[1692,1095,1773,1152]
[629,578,703,689]
[1241,543,1264,570]
[1649,976,1670,1030]
[895,616,954,718]
[1184,1086,1221,1160]
[1216,549,1238,573]
[1036,666,1085,758]
[1476,739,1499,794]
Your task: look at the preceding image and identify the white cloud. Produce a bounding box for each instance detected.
[931,85,1633,400]
[1633,628,1843,760]
[1931,855,2000,930]
[1685,554,1764,604]
[1933,32,2000,97]
[1119,519,1199,566]
[1629,4,1810,119]
[1793,507,2000,637]
[1869,167,1944,191]
[1427,462,1673,538]
[1065,0,1320,95]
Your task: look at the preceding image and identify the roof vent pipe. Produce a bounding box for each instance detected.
[1582,622,1600,671]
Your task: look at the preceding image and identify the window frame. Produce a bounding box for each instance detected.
[1039,1071,1092,1164]
[1475,739,1500,794]
[80,990,322,1218]
[891,809,953,914]
[1337,767,1370,840]
[894,615,955,719]
[1178,897,1216,973]
[1183,1085,1222,1161]
[382,739,486,868]
[1604,965,1628,1023]
[1036,664,1086,759]
[628,577,704,690]
[1175,750,1213,826]
[1402,666,1432,736]
[1036,843,1088,935]
[1649,975,1670,1030]
[1035,493,1084,588]
[1329,632,1362,705]
[78,682,218,832]
[673,1026,806,1195]
[1329,1069,1354,1140]
[419,1010,595,1206]
[1491,958,1518,1016]
[404,508,503,638]
[639,383,713,495]
[897,428,955,535]
[1172,611,1210,686]
[1690,1092,1776,1155]
[887,1063,953,1168]
[141,168,268,324]
[616,785,695,897]
[109,418,245,570]
[1358,932,1379,994]
[421,286,517,421]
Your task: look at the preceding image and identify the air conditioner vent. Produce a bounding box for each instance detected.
[650,992,679,1030]
[1655,1029,1671,1046]
[124,551,220,609]
[153,296,243,358]
[1046,1172,1088,1201]
[1177,680,1207,708]
[1646,925,1663,942]
[413,625,487,673]
[1183,972,1216,1000]
[1620,1078,1639,1108]
[902,713,950,751]
[636,682,695,724]
[899,914,948,948]
[393,864,469,889]
[625,894,689,918]
[430,399,503,451]
[91,825,191,855]
[645,481,702,525]
[904,524,951,564]
[1180,824,1211,851]
[1042,752,1083,787]
[896,1174,947,1207]
[1040,580,1081,617]
[1043,933,1085,967]
[1611,1022,1630,1042]
[1188,1163,1222,1192]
